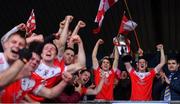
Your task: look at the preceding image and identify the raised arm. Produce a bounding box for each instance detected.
[68,20,86,47]
[33,72,72,99]
[92,39,104,70]
[54,15,73,58]
[1,23,26,48]
[122,55,133,73]
[25,33,44,46]
[154,44,165,73]
[66,35,86,73]
[112,46,119,72]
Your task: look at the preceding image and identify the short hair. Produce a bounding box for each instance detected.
[6,30,26,45]
[11,30,26,39]
[29,41,43,56]
[167,55,179,63]
[79,69,91,75]
[99,56,113,69]
[65,47,75,54]
[138,56,148,62]
[45,42,58,55]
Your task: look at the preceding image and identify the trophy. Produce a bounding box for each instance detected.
[113,34,130,56]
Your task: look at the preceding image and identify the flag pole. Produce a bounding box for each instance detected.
[123,0,141,49]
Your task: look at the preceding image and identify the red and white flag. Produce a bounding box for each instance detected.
[93,0,118,34]
[26,9,36,35]
[119,14,137,34]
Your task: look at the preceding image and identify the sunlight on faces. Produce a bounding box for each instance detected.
[63,49,75,65]
[167,60,179,72]
[4,34,26,62]
[79,71,90,85]
[137,59,148,72]
[41,43,57,62]
[101,59,111,71]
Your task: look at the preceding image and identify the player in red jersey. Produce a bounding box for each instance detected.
[123,44,165,100]
[92,39,119,100]
[0,49,72,103]
[26,18,86,102]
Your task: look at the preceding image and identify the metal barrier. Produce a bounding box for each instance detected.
[80,101,180,104]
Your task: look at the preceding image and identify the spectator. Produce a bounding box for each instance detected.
[161,56,180,101]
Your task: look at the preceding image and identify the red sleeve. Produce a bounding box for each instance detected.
[150,68,156,78]
[81,87,87,95]
[129,68,135,74]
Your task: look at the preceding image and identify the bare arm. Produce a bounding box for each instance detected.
[66,35,86,73]
[92,39,104,70]
[124,62,132,73]
[122,55,133,73]
[0,60,25,90]
[85,77,105,95]
[34,72,72,99]
[112,46,119,72]
[26,33,44,46]
[54,15,73,58]
[154,44,165,73]
[68,20,86,47]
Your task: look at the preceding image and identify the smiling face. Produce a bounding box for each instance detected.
[4,34,26,63]
[41,43,57,62]
[79,71,90,85]
[167,59,179,72]
[101,59,111,71]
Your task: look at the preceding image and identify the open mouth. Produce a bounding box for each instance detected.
[45,53,51,57]
[11,49,18,54]
[30,63,37,69]
[83,78,88,83]
[83,79,87,82]
[140,64,145,68]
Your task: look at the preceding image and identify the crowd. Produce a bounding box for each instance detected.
[0,15,179,103]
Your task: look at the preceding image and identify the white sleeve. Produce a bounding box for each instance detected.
[1,26,19,45]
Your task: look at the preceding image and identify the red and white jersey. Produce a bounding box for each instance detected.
[28,59,64,102]
[0,52,9,72]
[0,77,37,103]
[129,68,156,101]
[94,67,115,100]
[53,58,66,72]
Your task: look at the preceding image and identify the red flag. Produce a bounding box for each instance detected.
[26,9,36,35]
[93,0,118,34]
[119,14,137,34]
